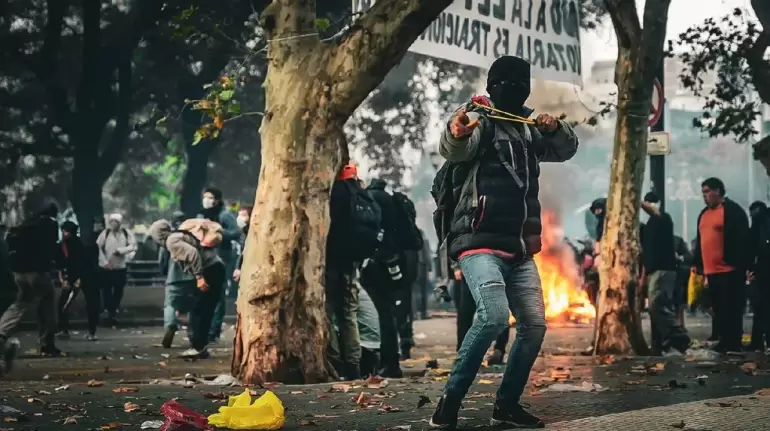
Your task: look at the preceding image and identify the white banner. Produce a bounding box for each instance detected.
[352,0,582,84]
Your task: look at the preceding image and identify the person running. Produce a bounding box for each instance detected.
[0,200,63,375]
[429,56,579,429]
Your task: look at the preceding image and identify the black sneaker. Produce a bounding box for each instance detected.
[162,328,176,349]
[429,394,460,430]
[487,349,505,365]
[490,402,544,428]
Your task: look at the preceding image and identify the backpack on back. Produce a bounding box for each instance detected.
[6,217,48,272]
[391,191,424,251]
[346,181,383,259]
[177,218,223,248]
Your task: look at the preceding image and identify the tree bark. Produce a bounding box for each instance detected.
[232,0,452,384]
[594,0,671,355]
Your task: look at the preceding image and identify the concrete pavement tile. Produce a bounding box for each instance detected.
[547,393,770,430]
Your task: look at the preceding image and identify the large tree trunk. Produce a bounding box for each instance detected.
[232,0,453,384]
[71,150,106,238]
[594,0,671,355]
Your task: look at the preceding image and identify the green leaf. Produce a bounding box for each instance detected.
[218,90,234,101]
[228,101,241,115]
[203,83,213,90]
[315,18,331,32]
[211,129,221,139]
[192,129,206,145]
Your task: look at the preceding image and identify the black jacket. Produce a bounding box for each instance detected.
[693,198,750,271]
[641,211,677,272]
[327,179,355,265]
[367,179,399,256]
[57,236,85,283]
[748,209,770,272]
[438,100,579,259]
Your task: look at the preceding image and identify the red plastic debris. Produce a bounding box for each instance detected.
[159,400,213,431]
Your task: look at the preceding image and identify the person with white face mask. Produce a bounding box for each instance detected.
[198,188,240,343]
[641,191,691,356]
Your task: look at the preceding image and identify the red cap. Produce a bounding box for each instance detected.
[337,161,358,181]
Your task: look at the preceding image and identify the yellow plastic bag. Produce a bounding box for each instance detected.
[687,270,705,307]
[207,390,285,430]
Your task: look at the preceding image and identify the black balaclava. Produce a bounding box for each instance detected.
[486,56,531,114]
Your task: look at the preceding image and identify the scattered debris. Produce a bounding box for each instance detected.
[140,420,164,430]
[87,379,104,387]
[540,382,605,393]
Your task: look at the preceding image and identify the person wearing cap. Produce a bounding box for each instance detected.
[96,213,136,326]
[430,56,578,430]
[641,191,691,356]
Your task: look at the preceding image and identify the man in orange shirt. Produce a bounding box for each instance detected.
[692,177,750,353]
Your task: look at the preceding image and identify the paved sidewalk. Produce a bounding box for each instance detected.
[549,393,770,430]
[2,354,770,430]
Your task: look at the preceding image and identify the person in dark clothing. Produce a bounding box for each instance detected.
[325,162,364,380]
[429,56,578,430]
[590,198,606,242]
[361,178,405,378]
[0,223,17,316]
[199,187,240,343]
[231,206,252,298]
[692,177,750,353]
[747,201,770,352]
[79,217,104,340]
[0,200,62,375]
[56,222,85,338]
[674,235,693,327]
[641,192,690,355]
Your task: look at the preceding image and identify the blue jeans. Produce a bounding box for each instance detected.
[445,254,546,403]
[164,281,196,331]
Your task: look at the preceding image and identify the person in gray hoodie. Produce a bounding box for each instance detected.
[149,219,224,359]
[158,212,196,348]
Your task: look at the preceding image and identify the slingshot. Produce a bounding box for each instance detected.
[471,101,535,125]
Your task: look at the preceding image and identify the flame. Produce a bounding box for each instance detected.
[511,209,596,325]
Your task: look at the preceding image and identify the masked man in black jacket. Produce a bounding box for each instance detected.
[429,56,578,430]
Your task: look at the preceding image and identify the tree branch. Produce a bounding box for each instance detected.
[604,0,642,49]
[326,0,453,117]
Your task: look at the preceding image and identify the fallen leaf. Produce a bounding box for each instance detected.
[366,375,389,389]
[123,402,141,412]
[478,379,495,384]
[425,368,451,377]
[157,361,168,367]
[597,355,616,365]
[740,362,757,375]
[755,388,770,396]
[62,416,78,425]
[113,387,139,393]
[290,391,305,395]
[55,385,70,392]
[298,419,318,426]
[87,380,104,387]
[312,414,340,418]
[378,404,401,413]
[425,359,439,369]
[624,380,645,385]
[417,395,432,408]
[670,420,685,429]
[352,392,370,407]
[100,423,130,430]
[38,390,52,395]
[330,384,350,393]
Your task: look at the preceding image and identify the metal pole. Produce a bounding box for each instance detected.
[650,60,666,212]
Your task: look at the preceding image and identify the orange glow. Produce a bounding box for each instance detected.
[512,209,596,325]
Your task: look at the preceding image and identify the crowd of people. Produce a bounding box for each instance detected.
[0,54,768,430]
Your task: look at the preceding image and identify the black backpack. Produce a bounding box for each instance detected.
[6,217,48,271]
[391,191,424,251]
[346,182,383,258]
[431,162,456,247]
